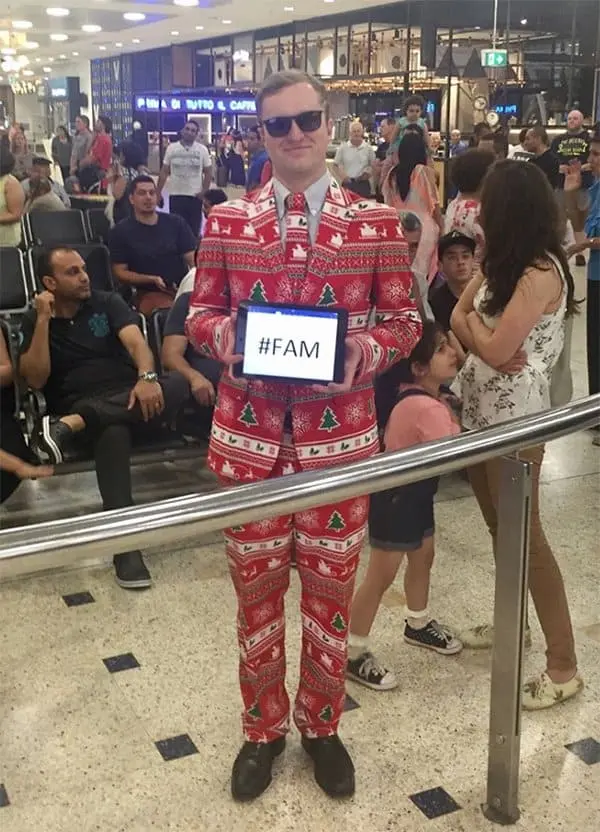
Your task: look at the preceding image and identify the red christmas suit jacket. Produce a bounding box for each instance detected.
[186,177,422,482]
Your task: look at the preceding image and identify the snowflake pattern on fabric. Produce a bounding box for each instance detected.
[342,280,364,305]
[296,509,320,530]
[381,280,407,304]
[307,596,329,618]
[349,498,368,524]
[344,401,365,426]
[250,517,280,535]
[218,395,235,418]
[293,409,312,437]
[251,603,276,626]
[263,408,284,433]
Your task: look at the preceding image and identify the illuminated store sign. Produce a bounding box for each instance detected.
[135,95,257,114]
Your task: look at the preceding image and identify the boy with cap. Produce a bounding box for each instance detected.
[429,231,476,360]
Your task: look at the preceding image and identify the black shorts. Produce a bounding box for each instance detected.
[369,477,439,551]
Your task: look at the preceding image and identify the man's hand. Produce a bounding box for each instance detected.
[151,276,168,291]
[563,161,582,192]
[128,379,165,421]
[14,461,54,480]
[34,291,55,320]
[497,349,528,375]
[566,241,588,257]
[191,372,216,407]
[313,337,362,394]
[220,314,244,382]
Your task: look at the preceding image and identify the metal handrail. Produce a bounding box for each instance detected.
[0,394,598,572]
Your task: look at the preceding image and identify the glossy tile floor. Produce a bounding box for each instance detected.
[0,266,598,831]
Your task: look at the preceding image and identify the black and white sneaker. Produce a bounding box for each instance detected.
[346,650,398,691]
[404,619,463,655]
[31,416,73,464]
[113,551,152,590]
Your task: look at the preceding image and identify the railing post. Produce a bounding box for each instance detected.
[483,456,532,825]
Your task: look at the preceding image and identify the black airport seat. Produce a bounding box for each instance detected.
[29,243,115,294]
[24,209,89,247]
[0,247,31,317]
[86,208,111,245]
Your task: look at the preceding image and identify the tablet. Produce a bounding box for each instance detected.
[234,300,348,384]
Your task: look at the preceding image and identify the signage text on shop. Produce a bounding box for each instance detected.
[135,96,257,114]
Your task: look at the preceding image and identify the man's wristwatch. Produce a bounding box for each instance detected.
[138,371,159,383]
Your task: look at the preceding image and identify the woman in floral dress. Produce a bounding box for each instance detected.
[451,160,582,710]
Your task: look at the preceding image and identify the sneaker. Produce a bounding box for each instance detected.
[31,416,74,464]
[522,671,583,710]
[113,551,152,590]
[575,254,586,267]
[346,650,398,691]
[460,623,532,649]
[404,619,463,655]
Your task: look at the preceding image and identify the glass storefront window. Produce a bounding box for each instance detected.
[306,29,335,78]
[370,25,409,75]
[255,38,278,84]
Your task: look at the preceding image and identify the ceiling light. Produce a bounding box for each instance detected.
[195,25,204,30]
[46,7,70,16]
[35,57,41,62]
[115,41,122,47]
[132,38,140,43]
[23,69,34,76]
[59,53,67,58]
[171,30,179,35]
[12,20,34,29]
[174,0,199,6]
[43,66,52,71]
[82,24,102,33]
[99,45,106,50]
[222,19,232,24]
[520,18,527,25]
[50,33,69,41]
[23,41,40,50]
[48,57,54,62]
[72,50,79,55]
[123,12,145,21]
[284,4,294,9]
[0,76,3,81]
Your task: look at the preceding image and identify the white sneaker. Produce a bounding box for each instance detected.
[460,623,532,649]
[522,671,584,710]
[346,651,398,691]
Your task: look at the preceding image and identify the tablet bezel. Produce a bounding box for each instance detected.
[233,300,348,385]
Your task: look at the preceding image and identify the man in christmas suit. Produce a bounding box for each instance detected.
[186,69,421,801]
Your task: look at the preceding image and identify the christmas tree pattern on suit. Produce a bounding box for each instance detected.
[249,280,268,302]
[239,402,259,427]
[317,283,337,306]
[318,406,340,433]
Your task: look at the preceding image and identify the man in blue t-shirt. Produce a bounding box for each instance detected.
[108,175,197,316]
[245,125,269,192]
[567,133,600,442]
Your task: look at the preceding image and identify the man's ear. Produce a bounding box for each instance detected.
[41,275,55,293]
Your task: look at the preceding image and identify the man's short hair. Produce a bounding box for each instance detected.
[527,125,549,145]
[518,127,528,144]
[130,174,155,193]
[36,246,75,280]
[256,69,329,119]
[185,119,199,130]
[32,156,51,167]
[77,114,90,128]
[202,188,228,207]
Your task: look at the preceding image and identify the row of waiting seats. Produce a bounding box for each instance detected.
[1,208,207,478]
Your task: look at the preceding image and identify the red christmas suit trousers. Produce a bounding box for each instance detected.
[223,436,368,742]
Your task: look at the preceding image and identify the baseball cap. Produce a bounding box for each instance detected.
[438,230,476,258]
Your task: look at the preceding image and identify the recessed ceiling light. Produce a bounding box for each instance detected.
[520,18,527,25]
[23,41,40,50]
[99,45,106,50]
[82,24,102,33]
[23,69,34,76]
[115,41,122,47]
[284,4,294,9]
[174,0,199,6]
[171,30,179,36]
[132,38,140,43]
[195,25,204,30]
[50,33,69,41]
[59,53,67,58]
[123,12,145,21]
[222,19,232,24]
[46,7,70,17]
[35,57,41,62]
[12,20,34,29]
[72,50,79,55]
[48,57,54,62]
[43,66,52,71]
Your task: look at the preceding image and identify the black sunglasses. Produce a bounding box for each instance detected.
[261,110,324,138]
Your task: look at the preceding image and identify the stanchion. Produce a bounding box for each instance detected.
[483,456,532,825]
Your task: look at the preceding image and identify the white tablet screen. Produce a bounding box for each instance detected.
[242,305,340,382]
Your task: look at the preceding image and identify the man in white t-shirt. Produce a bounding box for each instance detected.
[157,120,213,236]
[333,121,375,198]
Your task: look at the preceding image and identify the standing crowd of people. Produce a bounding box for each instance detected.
[0,74,599,802]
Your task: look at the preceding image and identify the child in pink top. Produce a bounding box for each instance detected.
[347,323,462,691]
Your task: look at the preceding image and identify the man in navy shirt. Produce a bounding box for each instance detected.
[245,125,270,192]
[109,175,197,316]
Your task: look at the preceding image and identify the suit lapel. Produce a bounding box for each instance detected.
[310,179,355,279]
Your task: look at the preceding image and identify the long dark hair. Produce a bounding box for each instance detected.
[480,160,576,317]
[395,132,428,200]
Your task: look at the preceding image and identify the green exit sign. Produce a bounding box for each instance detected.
[482,49,508,67]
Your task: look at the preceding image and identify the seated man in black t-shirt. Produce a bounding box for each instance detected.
[429,231,475,359]
[162,291,222,439]
[108,175,197,317]
[19,246,189,590]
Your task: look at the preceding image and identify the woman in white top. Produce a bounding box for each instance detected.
[0,150,24,247]
[452,160,582,710]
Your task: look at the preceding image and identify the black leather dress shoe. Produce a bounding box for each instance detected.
[231,737,286,801]
[301,734,355,797]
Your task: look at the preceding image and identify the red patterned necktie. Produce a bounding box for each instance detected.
[284,193,310,291]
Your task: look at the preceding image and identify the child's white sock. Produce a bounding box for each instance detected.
[406,607,429,630]
[348,633,369,660]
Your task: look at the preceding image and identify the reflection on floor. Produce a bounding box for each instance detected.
[0,266,598,831]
